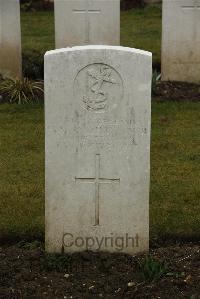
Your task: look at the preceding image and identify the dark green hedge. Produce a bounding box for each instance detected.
[121,0,145,10]
[20,0,54,12]
[23,51,44,80]
[20,0,145,12]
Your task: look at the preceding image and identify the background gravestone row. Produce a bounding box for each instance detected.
[0,0,199,83]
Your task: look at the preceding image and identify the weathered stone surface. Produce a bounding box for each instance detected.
[45,46,152,254]
[0,0,22,79]
[54,0,120,48]
[162,0,200,83]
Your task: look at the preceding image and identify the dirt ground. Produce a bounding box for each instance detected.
[154,81,200,102]
[0,241,200,299]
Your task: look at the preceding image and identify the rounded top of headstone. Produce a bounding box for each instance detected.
[45,45,152,58]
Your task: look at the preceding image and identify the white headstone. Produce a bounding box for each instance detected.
[45,46,152,254]
[54,0,120,48]
[162,0,200,83]
[0,0,22,79]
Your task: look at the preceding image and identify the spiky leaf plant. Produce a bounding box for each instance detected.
[152,70,161,96]
[0,77,44,104]
[139,256,167,281]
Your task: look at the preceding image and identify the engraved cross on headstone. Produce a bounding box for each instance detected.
[75,154,120,226]
[182,2,200,12]
[73,4,101,44]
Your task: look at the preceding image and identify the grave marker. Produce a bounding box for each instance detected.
[45,46,152,254]
[162,0,200,83]
[0,0,22,79]
[54,0,120,48]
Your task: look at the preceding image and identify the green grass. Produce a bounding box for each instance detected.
[1,7,199,242]
[0,105,44,239]
[21,5,162,66]
[0,103,199,241]
[21,11,54,56]
[121,6,162,66]
[151,102,200,239]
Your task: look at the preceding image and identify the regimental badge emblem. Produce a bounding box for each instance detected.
[74,63,123,113]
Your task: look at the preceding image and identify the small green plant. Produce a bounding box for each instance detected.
[0,77,44,104]
[21,1,33,12]
[152,69,161,96]
[139,256,167,281]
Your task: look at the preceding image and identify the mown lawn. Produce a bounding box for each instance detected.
[1,6,199,243]
[0,103,199,241]
[0,105,44,240]
[21,5,162,66]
